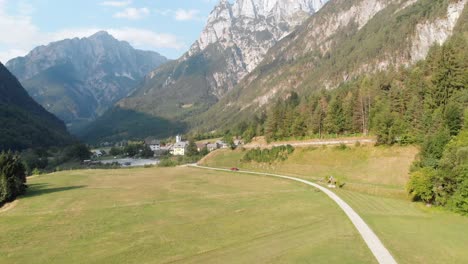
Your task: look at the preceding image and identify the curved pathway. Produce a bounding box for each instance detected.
[191,165,397,264]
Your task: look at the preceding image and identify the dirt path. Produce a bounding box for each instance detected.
[191,165,397,264]
[243,137,376,149]
[0,200,18,213]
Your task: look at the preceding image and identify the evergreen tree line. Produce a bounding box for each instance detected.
[0,152,27,205]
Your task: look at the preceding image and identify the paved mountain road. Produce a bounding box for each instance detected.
[191,164,398,264]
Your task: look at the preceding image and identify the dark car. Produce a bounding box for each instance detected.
[230,167,239,171]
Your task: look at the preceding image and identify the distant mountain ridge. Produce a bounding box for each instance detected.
[0,62,74,151]
[83,0,328,142]
[115,0,328,120]
[6,31,168,133]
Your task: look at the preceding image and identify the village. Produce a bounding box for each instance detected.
[90,135,244,166]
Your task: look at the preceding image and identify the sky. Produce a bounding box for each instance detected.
[0,0,221,63]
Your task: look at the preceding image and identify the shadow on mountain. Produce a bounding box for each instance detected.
[25,183,86,198]
[78,107,187,144]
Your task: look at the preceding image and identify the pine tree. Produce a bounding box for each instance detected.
[324,96,346,134]
[430,43,465,110]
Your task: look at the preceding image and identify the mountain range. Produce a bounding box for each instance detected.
[82,0,329,142]
[6,31,167,133]
[195,0,468,130]
[0,62,74,151]
[5,0,466,144]
[80,0,467,143]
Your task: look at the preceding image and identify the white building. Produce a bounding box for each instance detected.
[173,141,188,156]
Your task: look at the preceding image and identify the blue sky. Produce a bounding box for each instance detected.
[0,0,220,63]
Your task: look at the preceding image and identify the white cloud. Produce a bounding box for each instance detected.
[175,9,201,21]
[114,7,149,20]
[100,0,132,7]
[0,48,28,64]
[108,27,185,50]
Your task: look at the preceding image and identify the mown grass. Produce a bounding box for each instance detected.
[201,145,468,264]
[202,145,418,198]
[0,167,375,264]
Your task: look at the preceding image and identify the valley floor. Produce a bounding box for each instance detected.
[1,145,467,263]
[0,167,375,264]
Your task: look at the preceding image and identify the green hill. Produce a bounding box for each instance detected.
[0,63,74,151]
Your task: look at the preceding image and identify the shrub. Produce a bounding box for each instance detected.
[242,145,295,163]
[407,167,437,203]
[158,159,177,167]
[0,152,27,205]
[448,178,468,215]
[335,143,348,150]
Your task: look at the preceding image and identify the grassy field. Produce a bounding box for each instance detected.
[0,167,375,264]
[200,145,468,264]
[201,145,418,198]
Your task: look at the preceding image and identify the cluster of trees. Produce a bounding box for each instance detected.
[19,144,92,175]
[109,142,154,158]
[242,145,295,163]
[0,152,27,205]
[408,127,468,214]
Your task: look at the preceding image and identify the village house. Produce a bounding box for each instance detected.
[172,141,188,156]
[216,140,229,149]
[145,139,161,151]
[169,135,188,156]
[207,143,218,152]
[92,150,105,158]
[196,143,207,152]
[157,143,173,156]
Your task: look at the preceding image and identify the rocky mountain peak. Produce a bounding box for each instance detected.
[6,32,168,131]
[180,0,328,98]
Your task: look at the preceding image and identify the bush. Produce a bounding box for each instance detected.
[335,143,348,150]
[242,145,295,163]
[109,147,122,156]
[407,167,437,203]
[158,159,178,167]
[448,178,468,215]
[0,152,27,205]
[65,144,92,161]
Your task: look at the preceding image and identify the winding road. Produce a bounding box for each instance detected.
[191,164,398,264]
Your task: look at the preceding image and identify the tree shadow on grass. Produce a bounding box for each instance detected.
[25,183,87,198]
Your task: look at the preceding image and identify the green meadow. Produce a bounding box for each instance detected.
[0,167,374,264]
[201,145,468,263]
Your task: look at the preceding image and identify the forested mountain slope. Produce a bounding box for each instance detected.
[0,63,74,151]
